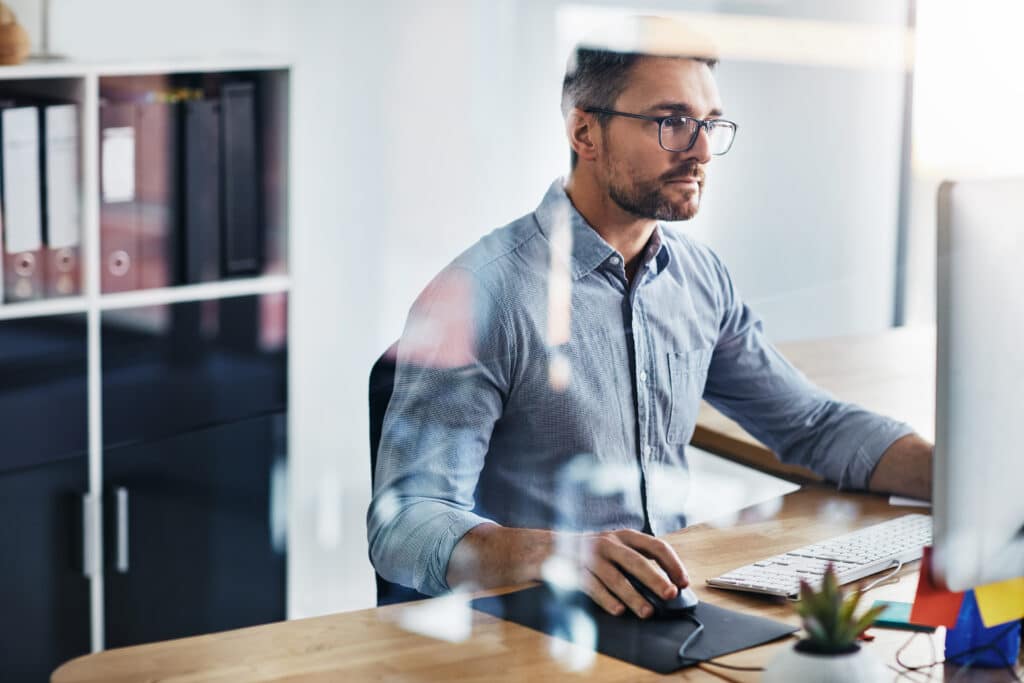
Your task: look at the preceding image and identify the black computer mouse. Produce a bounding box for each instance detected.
[624,572,700,618]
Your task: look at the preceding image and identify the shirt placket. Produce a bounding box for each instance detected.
[628,270,658,535]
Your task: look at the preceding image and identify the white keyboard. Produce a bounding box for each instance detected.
[707,513,932,598]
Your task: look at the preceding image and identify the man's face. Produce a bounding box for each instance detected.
[598,57,723,221]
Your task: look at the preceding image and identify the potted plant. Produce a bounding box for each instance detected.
[763,565,889,682]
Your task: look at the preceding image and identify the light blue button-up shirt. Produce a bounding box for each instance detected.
[368,180,913,596]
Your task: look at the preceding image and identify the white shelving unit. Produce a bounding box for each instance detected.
[0,57,291,654]
[0,296,88,321]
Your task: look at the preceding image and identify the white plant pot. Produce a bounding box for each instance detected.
[762,643,888,683]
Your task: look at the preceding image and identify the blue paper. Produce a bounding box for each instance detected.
[944,590,1022,668]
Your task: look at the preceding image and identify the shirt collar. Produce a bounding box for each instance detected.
[643,224,671,275]
[533,179,671,280]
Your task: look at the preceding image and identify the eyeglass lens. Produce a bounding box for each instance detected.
[660,118,735,155]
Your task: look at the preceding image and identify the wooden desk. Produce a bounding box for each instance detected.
[53,328,1022,681]
[51,487,1021,682]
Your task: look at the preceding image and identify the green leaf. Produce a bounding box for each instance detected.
[796,579,818,619]
[838,587,862,625]
[791,565,888,649]
[823,564,839,608]
[803,616,829,645]
[852,604,887,637]
[822,565,842,638]
[834,590,863,645]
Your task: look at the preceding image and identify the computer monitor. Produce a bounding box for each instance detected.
[933,177,1024,591]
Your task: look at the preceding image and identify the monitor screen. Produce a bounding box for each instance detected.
[933,177,1024,590]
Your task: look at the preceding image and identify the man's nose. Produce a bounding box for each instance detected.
[687,126,713,165]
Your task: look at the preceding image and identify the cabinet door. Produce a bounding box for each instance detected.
[0,459,91,682]
[0,315,90,681]
[104,413,287,648]
[101,295,288,451]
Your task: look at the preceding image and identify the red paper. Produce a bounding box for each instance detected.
[909,546,966,628]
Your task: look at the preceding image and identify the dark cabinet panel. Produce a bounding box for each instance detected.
[102,294,287,451]
[0,457,91,682]
[104,413,287,648]
[0,315,88,473]
[101,294,288,648]
[0,314,90,681]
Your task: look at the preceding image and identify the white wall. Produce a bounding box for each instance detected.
[35,0,916,617]
[903,0,1024,326]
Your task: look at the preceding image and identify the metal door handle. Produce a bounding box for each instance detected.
[81,494,95,578]
[115,487,129,573]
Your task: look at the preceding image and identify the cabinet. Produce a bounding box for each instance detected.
[0,58,290,681]
[0,316,89,682]
[103,413,286,648]
[0,456,92,682]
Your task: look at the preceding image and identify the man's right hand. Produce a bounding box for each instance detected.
[446,523,689,619]
[570,529,689,618]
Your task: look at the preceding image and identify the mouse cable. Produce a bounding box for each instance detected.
[676,612,705,660]
[676,613,768,672]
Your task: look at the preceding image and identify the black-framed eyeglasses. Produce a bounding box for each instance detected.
[584,107,738,156]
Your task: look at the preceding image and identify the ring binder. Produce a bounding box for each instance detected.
[1,104,45,302]
[182,98,222,284]
[100,102,140,293]
[42,103,82,297]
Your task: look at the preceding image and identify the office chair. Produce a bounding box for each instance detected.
[368,344,431,606]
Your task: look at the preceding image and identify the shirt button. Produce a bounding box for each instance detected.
[639,370,648,382]
[643,445,652,457]
[609,255,620,266]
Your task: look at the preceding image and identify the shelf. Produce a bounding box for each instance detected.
[0,55,291,80]
[0,297,88,321]
[99,275,290,311]
[0,276,289,320]
[0,58,292,660]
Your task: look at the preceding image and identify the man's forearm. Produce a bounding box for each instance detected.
[868,433,933,501]
[446,523,557,590]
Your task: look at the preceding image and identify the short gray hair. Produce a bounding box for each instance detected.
[561,20,719,168]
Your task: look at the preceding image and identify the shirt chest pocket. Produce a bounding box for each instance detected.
[666,347,713,444]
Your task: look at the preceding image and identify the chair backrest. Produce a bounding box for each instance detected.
[368,344,431,606]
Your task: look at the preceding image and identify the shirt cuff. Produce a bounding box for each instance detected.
[419,510,493,596]
[839,420,916,491]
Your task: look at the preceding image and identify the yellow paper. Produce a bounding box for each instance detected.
[974,576,1024,627]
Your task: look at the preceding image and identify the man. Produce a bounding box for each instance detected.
[367,18,932,620]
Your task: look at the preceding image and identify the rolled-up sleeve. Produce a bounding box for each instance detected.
[701,254,914,489]
[367,266,511,596]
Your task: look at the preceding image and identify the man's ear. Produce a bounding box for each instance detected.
[566,108,600,164]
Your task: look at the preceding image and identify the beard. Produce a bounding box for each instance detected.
[608,160,705,221]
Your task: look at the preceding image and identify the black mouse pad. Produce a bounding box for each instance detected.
[472,584,798,674]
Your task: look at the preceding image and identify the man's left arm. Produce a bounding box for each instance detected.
[700,249,932,497]
[703,325,927,494]
[868,433,933,501]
